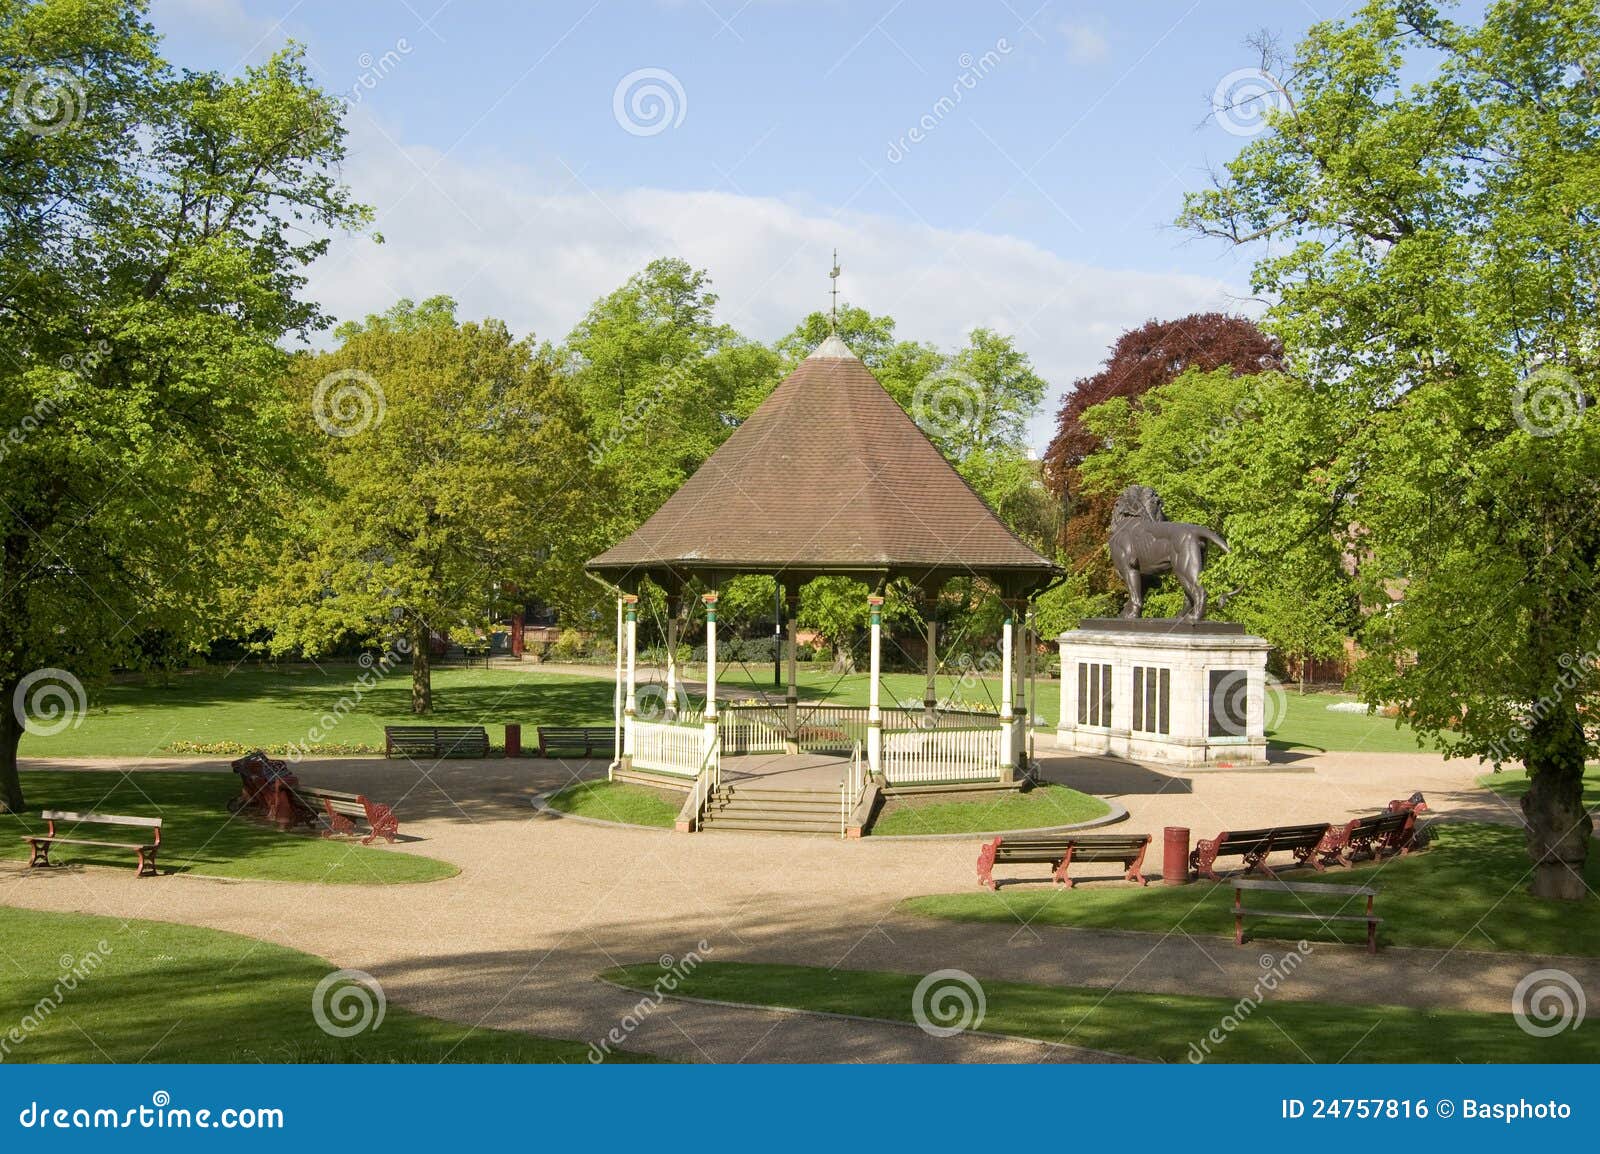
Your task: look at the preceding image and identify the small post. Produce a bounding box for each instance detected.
[504,723,522,759]
[867,594,884,780]
[1163,826,1191,886]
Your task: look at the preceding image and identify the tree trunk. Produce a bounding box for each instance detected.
[411,622,432,715]
[1521,707,1591,901]
[0,684,25,814]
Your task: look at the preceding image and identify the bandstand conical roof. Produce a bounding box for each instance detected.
[586,335,1059,596]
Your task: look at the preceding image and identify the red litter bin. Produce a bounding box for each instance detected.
[1163,826,1190,885]
[504,723,522,759]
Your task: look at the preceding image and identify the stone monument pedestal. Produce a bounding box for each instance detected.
[1055,619,1271,767]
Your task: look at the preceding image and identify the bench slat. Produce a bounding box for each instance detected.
[23,836,157,849]
[1234,907,1382,924]
[39,810,161,828]
[1234,880,1379,897]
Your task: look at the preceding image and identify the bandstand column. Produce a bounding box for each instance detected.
[702,592,719,747]
[785,587,800,754]
[867,594,884,779]
[664,595,680,720]
[923,614,938,726]
[998,605,1016,783]
[623,594,639,764]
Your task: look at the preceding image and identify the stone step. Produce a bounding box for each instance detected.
[701,816,841,834]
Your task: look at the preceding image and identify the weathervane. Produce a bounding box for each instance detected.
[829,249,840,332]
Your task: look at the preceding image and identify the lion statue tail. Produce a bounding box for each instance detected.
[1197,527,1230,553]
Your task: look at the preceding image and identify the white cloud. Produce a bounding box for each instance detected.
[1060,21,1109,64]
[307,119,1241,451]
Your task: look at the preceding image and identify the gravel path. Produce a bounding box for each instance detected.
[4,747,1579,1064]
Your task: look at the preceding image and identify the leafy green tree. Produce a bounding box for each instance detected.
[0,0,367,810]
[1179,0,1600,897]
[1077,368,1358,684]
[249,298,593,713]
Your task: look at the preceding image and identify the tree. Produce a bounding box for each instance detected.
[0,0,367,811]
[249,298,593,713]
[1179,0,1600,897]
[1076,367,1359,680]
[1042,314,1282,604]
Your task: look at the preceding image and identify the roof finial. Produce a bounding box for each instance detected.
[828,248,840,332]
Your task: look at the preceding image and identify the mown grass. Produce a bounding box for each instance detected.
[545,780,680,828]
[872,784,1110,836]
[1,771,456,883]
[904,823,1600,956]
[602,960,1595,1064]
[1480,765,1600,811]
[19,664,1429,759]
[0,907,655,1063]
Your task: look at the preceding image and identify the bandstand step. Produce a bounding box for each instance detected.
[699,786,844,834]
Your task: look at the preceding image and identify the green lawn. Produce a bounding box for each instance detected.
[546,780,680,827]
[1481,765,1600,810]
[0,907,653,1062]
[905,823,1600,956]
[2,771,456,883]
[872,784,1109,836]
[602,960,1595,1063]
[21,663,1431,759]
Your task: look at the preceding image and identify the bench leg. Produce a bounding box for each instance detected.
[1190,839,1221,882]
[27,839,52,868]
[1052,846,1076,888]
[976,838,1000,890]
[135,847,157,878]
[1125,841,1149,887]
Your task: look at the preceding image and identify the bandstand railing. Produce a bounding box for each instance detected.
[881,725,1003,785]
[631,718,714,777]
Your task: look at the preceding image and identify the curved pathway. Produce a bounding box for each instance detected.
[3,748,1583,1064]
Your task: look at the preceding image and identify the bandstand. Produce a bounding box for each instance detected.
[585,333,1060,831]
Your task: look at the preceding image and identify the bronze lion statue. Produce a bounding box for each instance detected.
[1109,485,1229,622]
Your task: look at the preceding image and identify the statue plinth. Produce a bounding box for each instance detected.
[1055,621,1272,768]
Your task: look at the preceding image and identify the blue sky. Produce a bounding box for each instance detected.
[151,0,1343,447]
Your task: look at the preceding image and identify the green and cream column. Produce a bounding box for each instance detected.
[998,605,1015,783]
[622,593,639,768]
[784,586,800,754]
[867,594,884,780]
[664,594,680,721]
[702,592,719,748]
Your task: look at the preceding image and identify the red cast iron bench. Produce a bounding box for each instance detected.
[1190,822,1335,882]
[977,833,1151,889]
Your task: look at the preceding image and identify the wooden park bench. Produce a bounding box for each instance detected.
[287,785,401,845]
[1190,821,1334,881]
[536,726,616,759]
[1320,793,1427,867]
[977,832,1151,890]
[384,725,489,759]
[23,811,163,877]
[1234,879,1383,954]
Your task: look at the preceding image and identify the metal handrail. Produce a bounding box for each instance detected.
[839,740,865,838]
